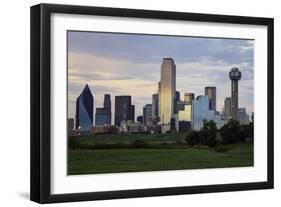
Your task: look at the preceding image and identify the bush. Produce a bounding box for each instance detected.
[214,145,228,153]
[132,139,149,148]
[199,120,218,148]
[185,130,200,146]
[68,137,81,149]
[220,119,241,144]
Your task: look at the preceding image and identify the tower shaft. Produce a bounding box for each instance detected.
[231,80,239,120]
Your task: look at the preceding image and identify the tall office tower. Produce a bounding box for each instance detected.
[143,104,153,127]
[174,91,181,113]
[152,94,159,118]
[115,96,134,126]
[184,93,195,103]
[129,105,135,121]
[159,58,176,132]
[229,67,242,120]
[75,84,94,131]
[224,97,231,120]
[95,94,111,126]
[205,86,216,111]
[104,94,111,109]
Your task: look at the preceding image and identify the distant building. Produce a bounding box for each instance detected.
[143,104,153,127]
[95,108,111,126]
[184,93,194,104]
[68,118,74,132]
[224,97,231,120]
[104,94,111,109]
[192,95,225,130]
[205,86,216,111]
[229,67,242,120]
[176,101,186,112]
[137,115,143,123]
[92,125,116,134]
[179,104,192,122]
[114,96,135,126]
[75,84,94,131]
[152,94,159,118]
[238,108,250,125]
[95,94,111,126]
[179,121,191,132]
[174,91,181,113]
[159,58,176,133]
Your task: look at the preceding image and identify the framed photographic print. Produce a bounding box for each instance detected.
[30,3,274,203]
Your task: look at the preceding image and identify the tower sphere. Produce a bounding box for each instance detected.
[229,67,242,80]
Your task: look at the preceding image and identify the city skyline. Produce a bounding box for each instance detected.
[68,31,254,120]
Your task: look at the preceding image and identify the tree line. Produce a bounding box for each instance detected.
[185,119,254,148]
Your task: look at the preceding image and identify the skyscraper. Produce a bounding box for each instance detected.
[224,97,231,120]
[174,91,181,113]
[205,86,216,111]
[143,104,152,127]
[115,96,135,126]
[229,67,242,120]
[159,58,176,132]
[95,94,111,126]
[75,84,94,131]
[152,94,159,118]
[104,94,111,109]
[184,93,194,103]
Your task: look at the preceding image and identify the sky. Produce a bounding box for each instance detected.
[67,31,254,121]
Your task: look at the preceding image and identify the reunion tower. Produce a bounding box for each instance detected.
[229,67,242,120]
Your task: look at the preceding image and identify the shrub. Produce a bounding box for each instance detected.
[214,145,228,153]
[199,120,218,148]
[68,137,81,149]
[185,130,200,146]
[132,139,149,148]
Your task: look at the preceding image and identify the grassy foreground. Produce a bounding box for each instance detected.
[68,143,253,175]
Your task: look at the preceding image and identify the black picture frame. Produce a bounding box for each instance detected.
[30,3,274,204]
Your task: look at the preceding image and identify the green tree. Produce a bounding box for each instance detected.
[220,119,241,144]
[199,120,218,148]
[185,130,200,146]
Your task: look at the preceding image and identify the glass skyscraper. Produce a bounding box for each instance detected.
[159,58,176,133]
[75,84,94,131]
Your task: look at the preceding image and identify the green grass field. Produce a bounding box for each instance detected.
[68,133,253,175]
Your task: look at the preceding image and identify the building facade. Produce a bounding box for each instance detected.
[95,94,111,126]
[192,95,225,130]
[143,104,153,127]
[205,86,216,111]
[75,84,94,131]
[184,93,195,104]
[224,97,231,120]
[159,58,176,133]
[114,96,135,126]
[178,104,192,122]
[238,108,250,125]
[152,94,159,118]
